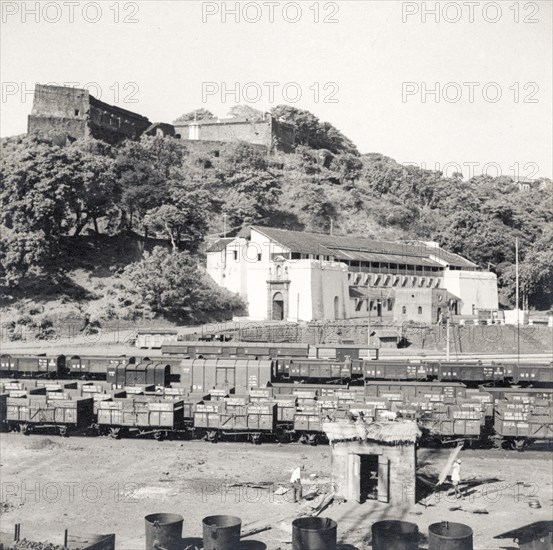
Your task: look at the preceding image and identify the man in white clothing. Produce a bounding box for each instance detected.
[290,465,304,503]
[451,459,462,499]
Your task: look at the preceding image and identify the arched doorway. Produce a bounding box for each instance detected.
[334,296,340,320]
[272,292,284,321]
[437,307,442,323]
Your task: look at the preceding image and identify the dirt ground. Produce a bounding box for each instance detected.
[0,433,551,550]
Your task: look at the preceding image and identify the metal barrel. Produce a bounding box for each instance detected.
[202,515,242,550]
[292,517,337,550]
[429,522,473,550]
[145,513,183,550]
[372,520,419,550]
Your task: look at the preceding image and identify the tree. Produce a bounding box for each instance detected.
[144,183,211,252]
[0,228,52,287]
[218,142,281,225]
[173,108,215,123]
[294,183,337,232]
[271,105,359,155]
[66,139,118,235]
[124,247,244,322]
[228,105,265,121]
[0,135,79,283]
[114,136,184,227]
[501,228,553,309]
[330,153,363,186]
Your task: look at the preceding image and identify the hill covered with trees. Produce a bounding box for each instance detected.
[1,105,552,331]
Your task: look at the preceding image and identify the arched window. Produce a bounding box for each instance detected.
[402,306,407,314]
[418,306,423,315]
[334,296,340,320]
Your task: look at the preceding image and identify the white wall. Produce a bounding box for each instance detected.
[443,270,499,315]
[287,260,349,321]
[287,261,313,321]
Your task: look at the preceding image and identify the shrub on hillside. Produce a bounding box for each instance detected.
[123,247,245,323]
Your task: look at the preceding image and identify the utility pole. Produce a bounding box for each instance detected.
[515,237,520,364]
[330,218,333,236]
[446,305,450,363]
[367,283,371,357]
[223,214,227,238]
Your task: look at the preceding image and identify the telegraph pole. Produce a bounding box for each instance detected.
[515,237,520,364]
[367,283,371,356]
[446,308,450,363]
[223,214,227,238]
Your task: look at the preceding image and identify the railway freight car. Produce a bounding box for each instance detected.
[478,386,553,402]
[0,354,66,378]
[433,362,505,384]
[5,393,94,436]
[362,361,430,381]
[286,359,361,382]
[67,355,135,379]
[310,344,379,361]
[493,397,553,450]
[364,381,467,400]
[505,363,553,385]
[107,362,171,389]
[161,341,310,359]
[418,402,486,446]
[96,396,186,439]
[177,359,272,393]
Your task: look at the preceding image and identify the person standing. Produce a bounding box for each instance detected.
[290,465,304,503]
[451,459,462,499]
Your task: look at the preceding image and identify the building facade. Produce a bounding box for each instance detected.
[28,84,173,145]
[173,115,295,153]
[206,226,499,323]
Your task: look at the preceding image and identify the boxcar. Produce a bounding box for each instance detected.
[513,363,553,385]
[66,355,134,379]
[288,359,353,381]
[0,354,66,378]
[363,361,429,381]
[107,362,171,388]
[178,359,271,393]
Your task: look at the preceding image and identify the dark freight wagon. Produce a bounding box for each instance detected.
[363,361,430,381]
[67,355,134,379]
[161,341,310,359]
[0,354,66,378]
[107,362,170,388]
[288,359,355,381]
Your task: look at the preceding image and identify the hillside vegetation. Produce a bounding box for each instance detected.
[1,105,552,331]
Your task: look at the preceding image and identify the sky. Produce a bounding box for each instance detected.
[1,0,552,178]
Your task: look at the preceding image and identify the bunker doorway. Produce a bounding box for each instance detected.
[272,292,284,321]
[351,453,390,504]
[360,455,379,502]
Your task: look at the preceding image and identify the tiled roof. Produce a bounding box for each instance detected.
[250,227,454,268]
[206,238,234,253]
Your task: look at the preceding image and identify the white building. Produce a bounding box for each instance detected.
[206,226,499,323]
